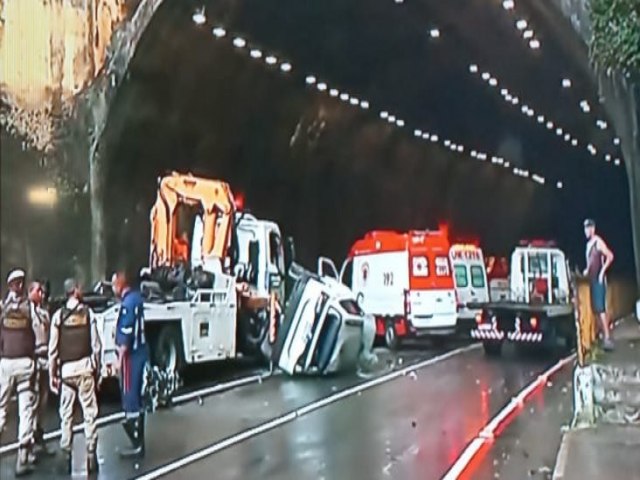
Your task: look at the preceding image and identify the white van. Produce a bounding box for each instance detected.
[449,244,489,332]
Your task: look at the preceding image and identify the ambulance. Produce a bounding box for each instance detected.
[449,244,489,332]
[318,229,457,349]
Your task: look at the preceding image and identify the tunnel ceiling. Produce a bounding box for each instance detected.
[164,0,627,188]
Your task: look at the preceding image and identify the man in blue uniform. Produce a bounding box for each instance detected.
[112,268,149,458]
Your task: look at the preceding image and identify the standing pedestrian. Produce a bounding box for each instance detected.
[112,268,149,458]
[0,268,36,476]
[28,281,55,458]
[49,278,101,474]
[583,218,615,351]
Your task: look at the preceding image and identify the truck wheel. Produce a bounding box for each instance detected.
[154,325,185,377]
[385,323,401,351]
[483,341,503,357]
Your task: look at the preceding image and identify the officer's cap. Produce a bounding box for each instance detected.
[583,218,596,228]
[6,269,25,284]
[63,278,79,295]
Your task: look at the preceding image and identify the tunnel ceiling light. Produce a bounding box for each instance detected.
[537,115,545,124]
[562,78,572,88]
[503,0,515,10]
[457,145,464,152]
[316,82,327,91]
[250,49,262,59]
[192,8,206,25]
[580,100,591,113]
[613,137,621,145]
[265,55,277,65]
[396,119,405,127]
[505,94,513,101]
[280,62,292,72]
[429,28,441,38]
[422,132,430,140]
[481,72,491,81]
[523,29,534,39]
[614,158,621,166]
[529,39,540,49]
[516,19,528,30]
[340,93,350,101]
[350,97,359,105]
[511,96,519,105]
[212,27,226,38]
[388,115,397,122]
[306,75,317,85]
[380,111,389,119]
[329,88,339,97]
[500,88,509,96]
[564,133,571,141]
[360,100,370,109]
[232,37,247,48]
[469,64,479,73]
[571,139,578,146]
[489,78,498,87]
[431,134,439,142]
[556,181,563,189]
[605,154,612,162]
[414,129,423,137]
[556,127,563,136]
[546,121,554,129]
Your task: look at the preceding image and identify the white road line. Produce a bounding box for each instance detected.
[442,353,576,479]
[551,430,572,480]
[0,372,272,456]
[135,343,481,480]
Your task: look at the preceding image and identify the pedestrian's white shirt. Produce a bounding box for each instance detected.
[48,297,102,379]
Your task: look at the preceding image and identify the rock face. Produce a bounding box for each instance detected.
[0,0,127,151]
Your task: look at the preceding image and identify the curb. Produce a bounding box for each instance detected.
[552,430,572,480]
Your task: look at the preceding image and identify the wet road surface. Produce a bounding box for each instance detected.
[0,343,448,478]
[172,347,560,480]
[470,362,574,480]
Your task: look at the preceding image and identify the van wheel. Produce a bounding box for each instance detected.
[385,323,401,351]
[154,325,185,377]
[483,341,503,357]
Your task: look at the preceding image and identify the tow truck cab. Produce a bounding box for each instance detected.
[321,229,457,350]
[485,256,510,302]
[449,243,489,332]
[471,240,575,355]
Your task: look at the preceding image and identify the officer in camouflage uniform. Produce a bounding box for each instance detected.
[49,278,102,474]
[0,269,36,476]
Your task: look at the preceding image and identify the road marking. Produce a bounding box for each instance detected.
[442,353,576,479]
[0,372,272,456]
[135,343,481,480]
[551,430,572,480]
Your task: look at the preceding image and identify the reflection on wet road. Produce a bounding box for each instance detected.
[160,349,558,480]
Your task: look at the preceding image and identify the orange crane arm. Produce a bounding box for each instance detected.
[149,172,236,269]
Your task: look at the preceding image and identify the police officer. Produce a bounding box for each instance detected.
[28,281,55,458]
[0,268,36,476]
[112,268,149,458]
[49,278,102,474]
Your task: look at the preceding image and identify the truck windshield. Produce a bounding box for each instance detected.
[454,265,468,287]
[470,266,485,288]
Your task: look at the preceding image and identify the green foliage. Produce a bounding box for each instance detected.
[589,0,640,74]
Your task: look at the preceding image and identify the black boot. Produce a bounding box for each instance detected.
[33,427,55,457]
[86,449,99,475]
[119,415,145,458]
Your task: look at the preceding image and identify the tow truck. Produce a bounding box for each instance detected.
[96,173,374,400]
[470,240,576,356]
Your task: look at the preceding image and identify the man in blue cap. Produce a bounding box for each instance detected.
[583,218,615,351]
[112,267,149,458]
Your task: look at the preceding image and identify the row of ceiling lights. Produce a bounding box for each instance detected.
[498,0,623,163]
[193,8,561,188]
[468,64,622,166]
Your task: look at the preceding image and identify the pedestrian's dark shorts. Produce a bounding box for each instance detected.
[590,279,607,314]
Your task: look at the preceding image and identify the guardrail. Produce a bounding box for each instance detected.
[574,276,637,366]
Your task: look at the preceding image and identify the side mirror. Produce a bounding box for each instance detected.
[284,236,296,272]
[248,240,259,285]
